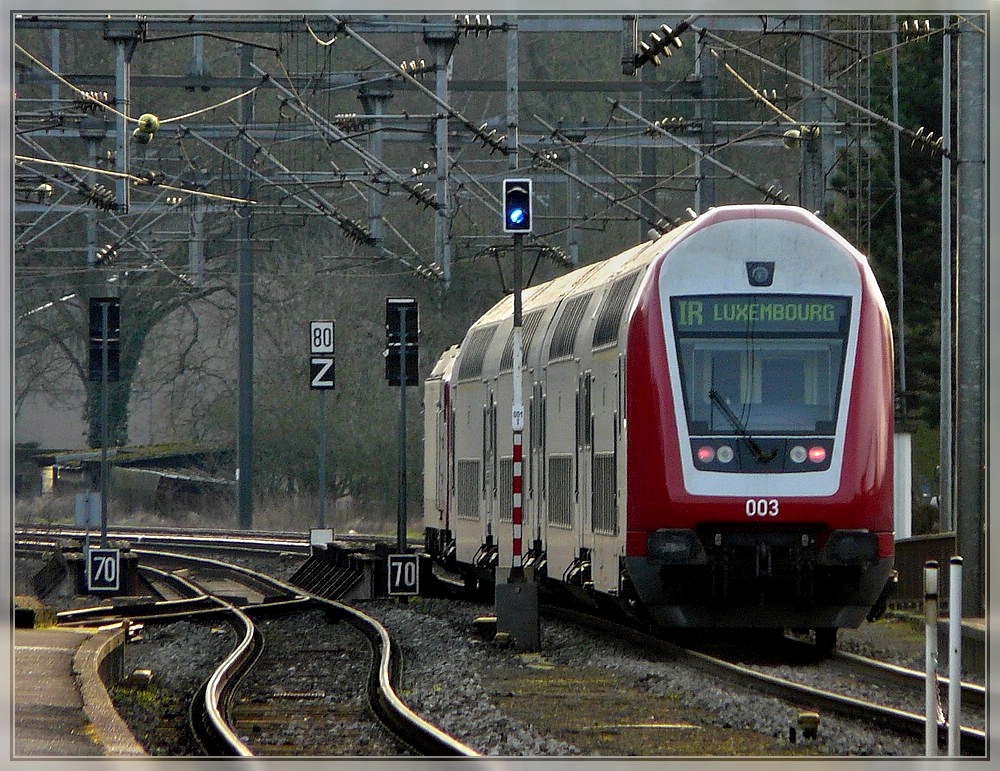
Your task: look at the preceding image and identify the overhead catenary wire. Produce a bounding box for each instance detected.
[532,113,675,227]
[13,154,256,206]
[15,42,265,128]
[14,14,938,291]
[696,26,950,157]
[607,99,791,206]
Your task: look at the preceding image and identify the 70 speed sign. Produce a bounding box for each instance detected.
[387,554,419,596]
[87,548,120,591]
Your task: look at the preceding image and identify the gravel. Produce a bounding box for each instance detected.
[364,597,929,757]
[365,598,580,756]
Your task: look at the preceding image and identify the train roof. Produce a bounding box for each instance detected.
[472,227,684,328]
[468,204,865,328]
[447,205,867,380]
[426,344,460,383]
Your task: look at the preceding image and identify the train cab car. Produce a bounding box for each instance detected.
[424,204,896,640]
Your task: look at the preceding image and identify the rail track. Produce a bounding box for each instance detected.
[546,607,986,756]
[17,533,479,758]
[15,524,984,757]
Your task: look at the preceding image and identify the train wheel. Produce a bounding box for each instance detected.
[814,627,837,655]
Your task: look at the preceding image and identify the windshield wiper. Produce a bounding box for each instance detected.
[708,389,778,463]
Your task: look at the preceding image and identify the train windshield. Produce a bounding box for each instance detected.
[671,294,851,436]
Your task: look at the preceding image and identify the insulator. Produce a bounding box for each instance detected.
[801,125,820,141]
[134,170,163,186]
[414,262,445,281]
[333,112,366,132]
[340,218,375,245]
[659,24,681,49]
[901,19,931,40]
[137,113,159,133]
[638,40,662,67]
[541,246,573,268]
[461,13,492,37]
[400,59,430,78]
[753,88,777,104]
[96,244,118,265]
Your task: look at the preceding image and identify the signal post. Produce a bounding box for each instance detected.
[385,298,419,597]
[495,178,540,651]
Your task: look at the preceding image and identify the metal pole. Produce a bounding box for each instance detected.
[954,13,986,618]
[237,43,255,530]
[397,306,408,554]
[696,33,717,211]
[434,42,452,284]
[508,20,524,582]
[114,39,129,214]
[939,16,953,531]
[318,389,327,530]
[799,14,826,214]
[948,556,963,756]
[100,302,109,548]
[891,15,907,417]
[924,560,940,756]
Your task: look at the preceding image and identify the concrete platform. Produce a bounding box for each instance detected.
[14,626,146,757]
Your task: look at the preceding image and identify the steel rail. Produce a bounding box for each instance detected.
[833,649,986,716]
[543,605,985,756]
[680,645,986,755]
[133,547,480,757]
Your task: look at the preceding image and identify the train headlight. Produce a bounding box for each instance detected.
[790,445,807,463]
[648,529,706,564]
[716,445,734,463]
[746,261,775,287]
[819,530,879,566]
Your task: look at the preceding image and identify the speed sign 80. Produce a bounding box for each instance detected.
[745,498,779,517]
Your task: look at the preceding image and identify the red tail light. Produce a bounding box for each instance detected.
[808,446,827,463]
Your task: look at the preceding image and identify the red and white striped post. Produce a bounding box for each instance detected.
[493,231,539,651]
[510,235,525,580]
[511,327,524,571]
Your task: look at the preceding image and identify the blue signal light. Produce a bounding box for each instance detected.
[507,206,527,227]
[503,178,532,233]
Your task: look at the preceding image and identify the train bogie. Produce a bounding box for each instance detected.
[424,205,896,634]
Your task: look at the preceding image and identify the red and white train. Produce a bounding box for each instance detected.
[423,204,896,645]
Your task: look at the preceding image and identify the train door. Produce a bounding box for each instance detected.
[588,363,622,594]
[527,379,547,574]
[434,380,450,526]
[484,387,498,543]
[565,369,593,586]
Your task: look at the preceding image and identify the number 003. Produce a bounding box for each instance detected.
[745,498,779,517]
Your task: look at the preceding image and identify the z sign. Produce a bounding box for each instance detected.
[310,320,335,390]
